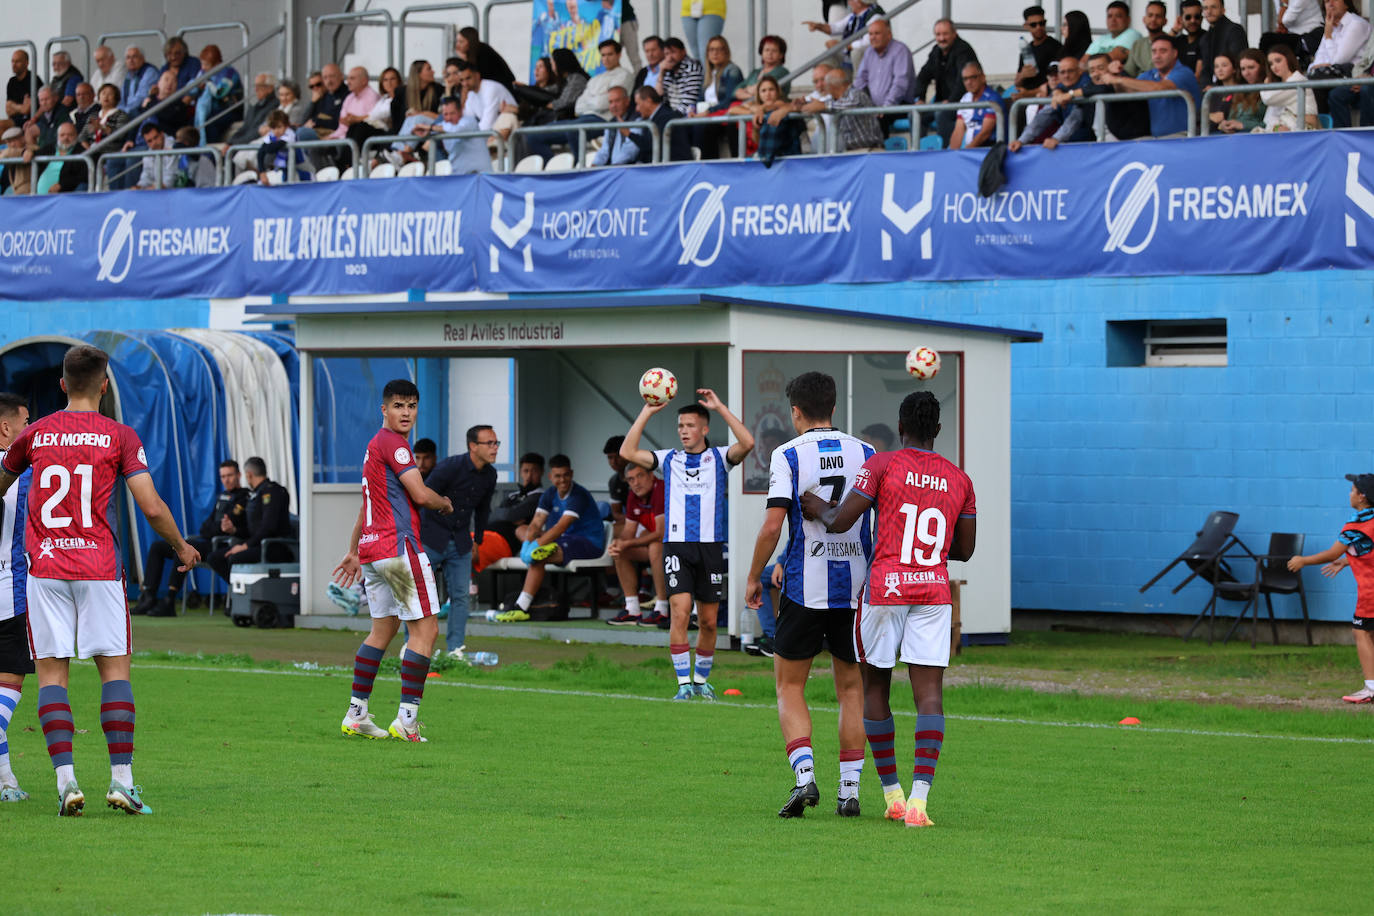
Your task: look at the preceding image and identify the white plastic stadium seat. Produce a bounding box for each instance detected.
[691,146,702,160]
[399,160,425,178]
[263,169,284,186]
[434,159,453,176]
[584,150,598,167]
[369,162,396,179]
[232,170,258,186]
[514,154,544,173]
[543,152,575,172]
[314,165,339,182]
[340,166,355,180]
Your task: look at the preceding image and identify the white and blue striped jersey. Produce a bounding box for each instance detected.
[652,446,733,543]
[767,429,874,610]
[0,448,30,621]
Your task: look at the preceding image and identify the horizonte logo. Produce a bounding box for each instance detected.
[0,228,76,257]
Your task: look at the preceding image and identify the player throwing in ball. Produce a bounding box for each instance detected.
[622,389,754,700]
[333,380,453,743]
[0,346,201,816]
[802,391,975,827]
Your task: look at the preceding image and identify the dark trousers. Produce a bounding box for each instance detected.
[144,536,210,596]
[208,542,293,585]
[1328,85,1374,128]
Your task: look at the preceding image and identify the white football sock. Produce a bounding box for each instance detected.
[654,598,669,613]
[55,764,75,790]
[398,702,419,726]
[111,763,132,786]
[625,596,640,616]
[516,591,533,611]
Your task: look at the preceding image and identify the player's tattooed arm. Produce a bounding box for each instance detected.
[799,489,869,534]
[698,389,755,465]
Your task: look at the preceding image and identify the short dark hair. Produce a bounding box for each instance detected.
[1180,0,1202,9]
[445,56,462,70]
[663,37,686,52]
[62,345,109,396]
[1022,5,1045,19]
[414,438,437,456]
[1087,52,1112,65]
[898,392,940,443]
[634,85,662,104]
[219,459,240,471]
[244,456,268,477]
[643,34,664,50]
[548,453,572,470]
[678,403,710,422]
[603,435,625,455]
[1145,0,1167,10]
[1151,34,1177,47]
[519,452,545,470]
[465,425,493,445]
[140,120,161,137]
[382,378,419,401]
[0,391,26,422]
[1106,0,1130,13]
[598,39,621,53]
[439,95,460,108]
[785,372,836,421]
[860,422,895,450]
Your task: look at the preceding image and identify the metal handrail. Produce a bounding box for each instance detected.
[422,128,506,173]
[97,145,222,190]
[177,21,251,84]
[506,120,656,170]
[482,0,530,45]
[833,100,1006,150]
[666,111,750,160]
[0,152,98,194]
[310,10,396,77]
[222,142,260,183]
[43,35,91,88]
[563,119,661,167]
[286,139,359,182]
[0,41,39,128]
[399,3,479,65]
[779,0,928,90]
[96,29,169,56]
[1009,88,1198,142]
[1200,76,1374,135]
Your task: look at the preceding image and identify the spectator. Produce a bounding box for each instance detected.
[421,425,498,658]
[133,459,249,617]
[1214,48,1270,131]
[347,66,402,155]
[426,94,492,173]
[223,73,278,151]
[636,35,667,90]
[749,75,802,165]
[660,37,704,115]
[591,85,641,164]
[801,62,834,103]
[256,110,310,181]
[734,35,789,101]
[332,66,380,142]
[49,51,83,108]
[948,62,1001,148]
[441,57,465,98]
[490,452,547,535]
[681,0,726,60]
[621,0,643,71]
[79,83,127,151]
[161,36,202,92]
[504,454,607,621]
[1127,1,1175,77]
[630,85,689,159]
[1104,35,1201,136]
[914,19,978,145]
[606,462,668,626]
[577,39,635,120]
[414,438,438,479]
[1205,51,1243,118]
[805,0,884,58]
[1062,10,1094,59]
[603,435,631,524]
[31,87,70,150]
[1256,43,1319,129]
[1328,26,1374,127]
[802,67,883,151]
[206,456,293,586]
[458,62,518,143]
[33,121,84,194]
[1087,1,1144,64]
[1011,55,1095,150]
[194,45,242,143]
[133,121,175,189]
[514,56,561,122]
[0,126,30,194]
[89,45,125,96]
[700,36,745,111]
[795,60,836,153]
[69,82,99,136]
[303,63,347,138]
[172,124,219,187]
[277,77,309,126]
[860,422,895,451]
[1171,0,1208,73]
[1082,53,1152,138]
[1262,0,1325,60]
[4,49,40,130]
[455,27,517,91]
[1196,0,1250,84]
[141,71,192,135]
[1308,0,1372,110]
[547,47,591,120]
[404,59,443,126]
[856,17,915,110]
[1013,5,1065,92]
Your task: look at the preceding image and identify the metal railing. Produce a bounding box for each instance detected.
[399,3,479,65]
[361,129,506,175]
[0,152,97,193]
[96,29,169,57]
[177,21,251,83]
[43,36,91,88]
[309,10,396,77]
[482,0,530,46]
[97,145,222,191]
[507,120,652,170]
[572,119,660,167]
[779,0,927,90]
[0,41,38,128]
[1200,76,1374,135]
[833,100,1006,151]
[286,139,359,182]
[1009,88,1198,142]
[662,111,827,161]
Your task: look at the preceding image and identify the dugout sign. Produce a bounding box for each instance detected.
[0,130,1370,301]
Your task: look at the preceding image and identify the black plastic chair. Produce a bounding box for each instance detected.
[1223,533,1312,647]
[1140,511,1255,643]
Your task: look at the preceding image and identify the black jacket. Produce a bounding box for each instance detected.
[915,37,979,103]
[420,454,497,554]
[634,103,691,162]
[244,479,292,550]
[199,486,251,540]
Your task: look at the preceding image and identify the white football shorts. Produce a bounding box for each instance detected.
[26,576,131,659]
[854,602,952,669]
[362,544,439,621]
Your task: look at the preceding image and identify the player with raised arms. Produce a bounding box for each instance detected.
[333,379,453,743]
[0,392,32,803]
[745,372,874,818]
[621,388,754,700]
[0,345,201,816]
[801,391,975,827]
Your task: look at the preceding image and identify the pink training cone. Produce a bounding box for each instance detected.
[1119,716,1140,725]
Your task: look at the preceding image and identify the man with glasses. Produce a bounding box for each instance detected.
[948,62,1000,148]
[1009,55,1094,150]
[421,426,499,659]
[1014,5,1064,92]
[1170,0,1207,74]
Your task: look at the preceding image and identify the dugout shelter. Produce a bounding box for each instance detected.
[248,294,1040,639]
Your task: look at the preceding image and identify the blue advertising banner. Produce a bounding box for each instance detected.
[532,0,621,80]
[0,131,1371,301]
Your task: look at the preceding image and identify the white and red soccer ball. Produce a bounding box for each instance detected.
[639,367,678,406]
[905,347,941,381]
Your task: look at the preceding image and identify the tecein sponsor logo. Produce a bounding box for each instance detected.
[490,191,535,273]
[36,536,98,559]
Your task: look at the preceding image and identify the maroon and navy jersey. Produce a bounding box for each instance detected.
[851,447,975,606]
[625,478,665,532]
[1,411,149,581]
[358,428,423,564]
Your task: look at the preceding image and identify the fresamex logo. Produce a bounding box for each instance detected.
[97,208,136,283]
[677,181,853,268]
[490,190,534,273]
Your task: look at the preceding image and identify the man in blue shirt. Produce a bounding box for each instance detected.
[1106,35,1200,137]
[505,454,606,619]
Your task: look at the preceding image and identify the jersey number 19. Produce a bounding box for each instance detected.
[898,503,946,566]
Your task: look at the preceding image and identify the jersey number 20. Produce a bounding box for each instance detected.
[40,464,94,529]
[898,503,946,566]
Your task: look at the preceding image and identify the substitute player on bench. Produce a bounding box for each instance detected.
[0,345,201,816]
[0,392,32,802]
[745,372,874,818]
[802,391,975,828]
[622,388,754,700]
[333,379,453,743]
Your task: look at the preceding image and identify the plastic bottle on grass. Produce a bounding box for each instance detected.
[468,651,499,666]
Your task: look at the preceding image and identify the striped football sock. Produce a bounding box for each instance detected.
[693,648,714,685]
[351,642,385,710]
[100,679,135,785]
[838,747,864,798]
[786,736,815,786]
[910,713,945,802]
[38,684,75,780]
[0,684,19,786]
[399,647,431,715]
[670,644,691,685]
[864,716,900,792]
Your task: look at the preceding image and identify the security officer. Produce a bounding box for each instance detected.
[207,456,293,585]
[135,458,250,617]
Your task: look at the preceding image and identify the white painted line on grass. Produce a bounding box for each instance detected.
[131,661,1374,746]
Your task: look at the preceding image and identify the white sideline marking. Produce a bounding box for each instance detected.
[132,662,1374,746]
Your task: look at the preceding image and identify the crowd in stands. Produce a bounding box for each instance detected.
[2,0,1371,191]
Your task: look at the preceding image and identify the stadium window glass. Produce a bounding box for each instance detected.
[741,352,850,494]
[850,352,962,467]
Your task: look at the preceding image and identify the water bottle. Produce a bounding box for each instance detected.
[467,651,499,666]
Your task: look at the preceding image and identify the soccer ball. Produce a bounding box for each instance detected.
[639,367,678,406]
[905,347,941,380]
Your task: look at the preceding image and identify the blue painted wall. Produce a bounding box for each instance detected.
[0,298,209,341]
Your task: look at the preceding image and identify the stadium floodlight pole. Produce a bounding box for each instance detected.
[778,0,928,90]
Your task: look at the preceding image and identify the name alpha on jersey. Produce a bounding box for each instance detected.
[907,472,949,492]
[31,431,113,449]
